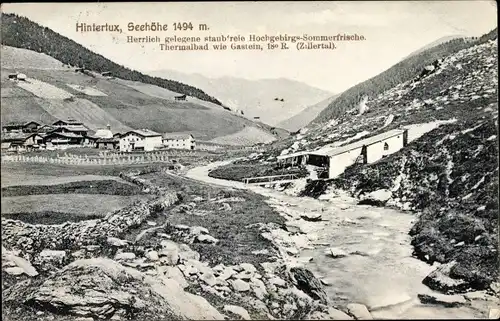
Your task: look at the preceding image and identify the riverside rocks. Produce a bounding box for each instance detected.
[231,279,251,292]
[289,267,328,304]
[422,261,469,294]
[418,293,468,308]
[346,303,373,320]
[223,305,252,320]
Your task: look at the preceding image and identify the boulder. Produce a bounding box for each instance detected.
[358,189,392,206]
[145,251,159,261]
[178,244,200,262]
[200,272,217,287]
[269,276,287,288]
[218,267,237,280]
[325,247,348,259]
[346,303,373,320]
[39,249,66,261]
[422,261,469,294]
[234,271,254,281]
[107,237,128,247]
[190,226,209,236]
[250,278,268,300]
[231,279,251,292]
[418,293,468,308]
[114,252,136,260]
[196,234,219,244]
[224,305,252,320]
[328,307,353,320]
[489,309,500,319]
[8,258,224,320]
[290,267,328,304]
[240,263,257,273]
[5,267,24,276]
[4,253,38,276]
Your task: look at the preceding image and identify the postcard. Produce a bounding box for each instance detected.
[1,1,498,320]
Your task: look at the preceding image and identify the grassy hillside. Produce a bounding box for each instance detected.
[147,70,334,126]
[1,61,280,142]
[0,13,221,106]
[312,28,498,125]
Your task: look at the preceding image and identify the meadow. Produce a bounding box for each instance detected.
[1,162,153,224]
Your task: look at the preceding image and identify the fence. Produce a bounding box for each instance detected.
[1,152,176,166]
[242,173,299,184]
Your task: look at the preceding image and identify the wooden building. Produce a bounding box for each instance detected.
[174,94,187,101]
[277,129,409,179]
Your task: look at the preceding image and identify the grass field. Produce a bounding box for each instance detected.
[21,147,105,158]
[1,162,155,224]
[134,171,285,267]
[1,179,142,196]
[1,194,145,220]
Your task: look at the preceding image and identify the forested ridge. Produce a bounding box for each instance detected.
[1,13,223,106]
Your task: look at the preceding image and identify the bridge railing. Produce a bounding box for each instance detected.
[242,173,299,184]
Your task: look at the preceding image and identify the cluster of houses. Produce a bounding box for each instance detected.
[1,119,196,153]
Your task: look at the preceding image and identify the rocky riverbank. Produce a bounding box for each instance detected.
[185,161,500,319]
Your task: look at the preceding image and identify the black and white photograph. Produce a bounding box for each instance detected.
[1,1,499,320]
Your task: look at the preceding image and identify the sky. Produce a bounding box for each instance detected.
[2,1,497,93]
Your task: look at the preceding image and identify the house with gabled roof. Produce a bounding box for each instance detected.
[118,129,163,152]
[162,133,195,150]
[2,121,41,133]
[1,132,45,151]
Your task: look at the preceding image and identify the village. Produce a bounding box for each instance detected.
[1,118,196,154]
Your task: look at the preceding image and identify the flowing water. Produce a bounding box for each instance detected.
[185,161,492,319]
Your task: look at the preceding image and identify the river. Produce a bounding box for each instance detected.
[185,161,491,319]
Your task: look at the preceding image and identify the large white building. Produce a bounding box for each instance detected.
[277,129,409,179]
[162,133,195,150]
[118,129,163,152]
[94,125,113,139]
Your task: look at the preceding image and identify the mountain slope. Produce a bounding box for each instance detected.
[298,37,498,293]
[1,46,281,144]
[311,29,498,125]
[146,70,333,126]
[211,30,499,292]
[0,13,221,106]
[277,94,339,132]
[404,35,468,59]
